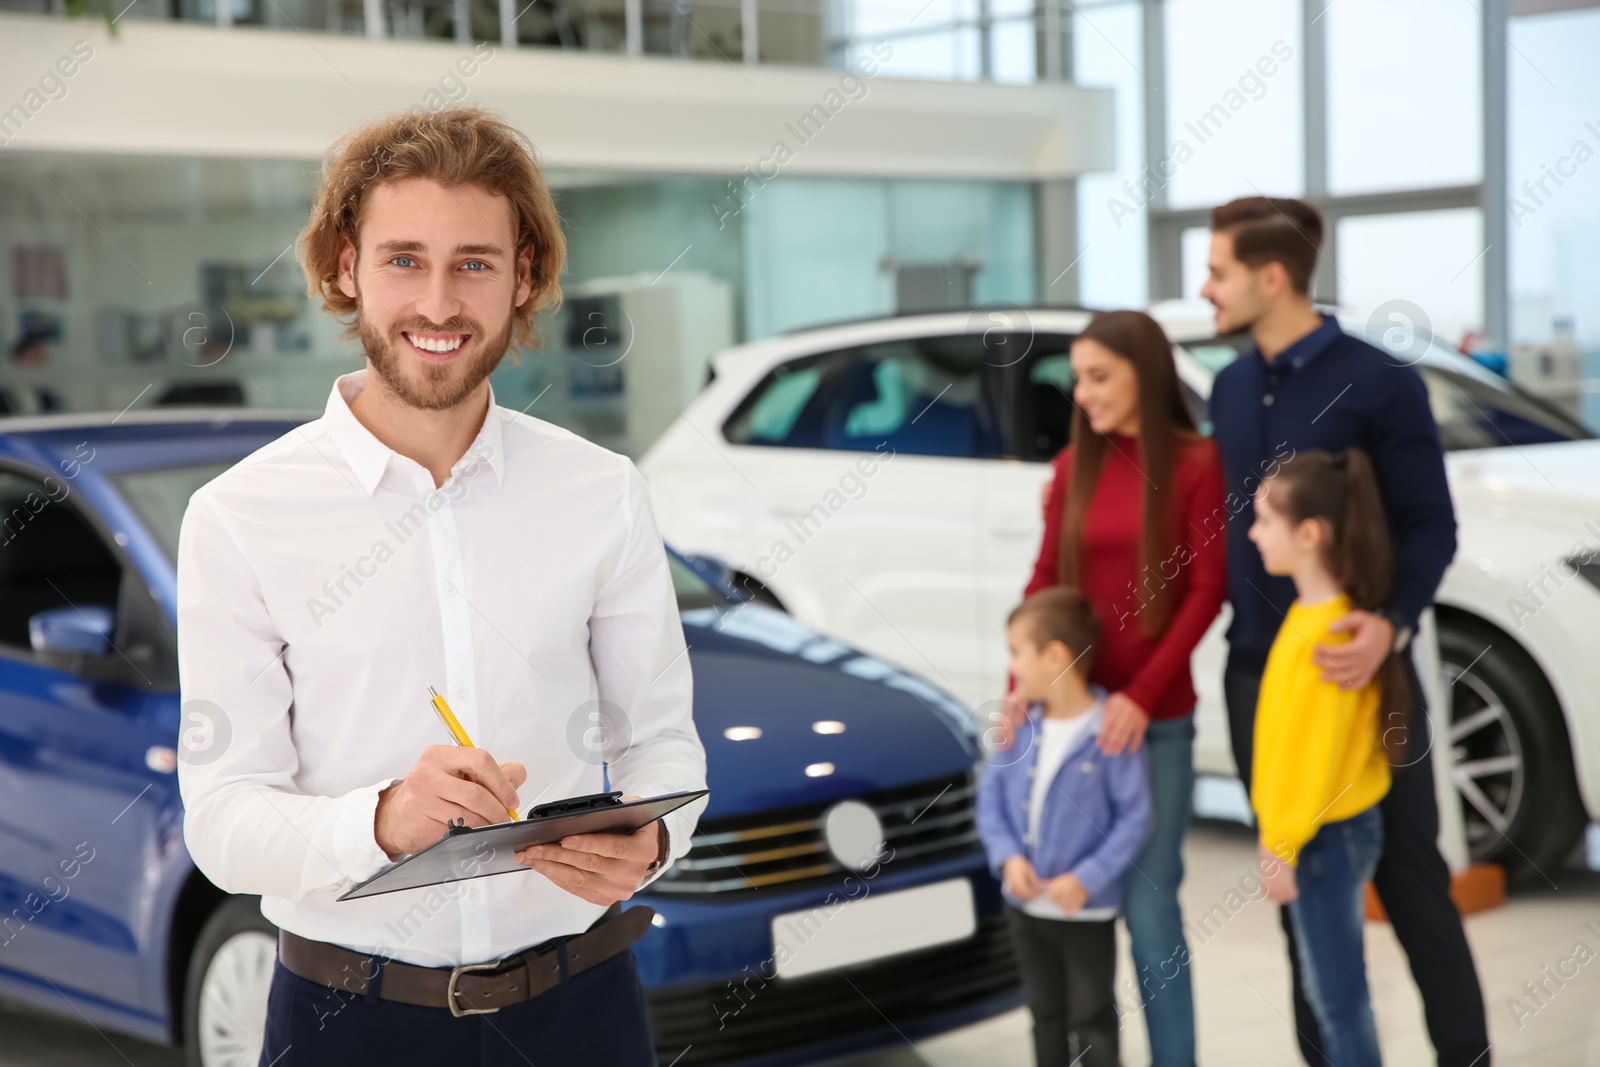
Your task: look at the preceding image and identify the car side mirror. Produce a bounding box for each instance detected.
[29,605,115,660]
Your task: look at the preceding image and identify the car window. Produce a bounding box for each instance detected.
[1174,340,1589,451]
[1420,366,1591,450]
[1014,339,1077,461]
[1184,343,1245,376]
[114,462,234,563]
[737,365,825,445]
[725,335,1005,458]
[0,470,122,653]
[724,356,834,448]
[823,337,998,457]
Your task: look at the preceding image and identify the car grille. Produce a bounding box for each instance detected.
[646,911,1020,1066]
[647,770,979,894]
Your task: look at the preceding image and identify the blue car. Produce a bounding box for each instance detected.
[0,411,1021,1067]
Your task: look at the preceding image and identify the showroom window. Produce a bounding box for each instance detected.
[1508,6,1600,428]
[1138,0,1506,375]
[1161,0,1304,209]
[1325,0,1481,196]
[1336,208,1485,349]
[1072,0,1148,309]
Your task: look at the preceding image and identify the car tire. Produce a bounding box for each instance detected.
[183,895,279,1067]
[1437,620,1586,878]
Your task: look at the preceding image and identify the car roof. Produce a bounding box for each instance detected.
[713,308,1098,378]
[0,409,309,473]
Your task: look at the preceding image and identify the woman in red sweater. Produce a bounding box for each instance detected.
[1019,309,1226,1066]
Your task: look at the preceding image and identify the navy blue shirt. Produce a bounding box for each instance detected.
[1210,314,1458,665]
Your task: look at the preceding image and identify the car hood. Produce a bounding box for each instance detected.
[1448,440,1600,524]
[679,603,979,819]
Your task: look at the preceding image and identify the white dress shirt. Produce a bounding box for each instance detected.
[176,369,709,967]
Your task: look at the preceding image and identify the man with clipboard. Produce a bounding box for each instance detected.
[175,107,709,1066]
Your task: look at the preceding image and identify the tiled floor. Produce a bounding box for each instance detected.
[3,821,1597,1065]
[833,821,1600,1067]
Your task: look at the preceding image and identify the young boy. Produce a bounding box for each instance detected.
[976,587,1151,1067]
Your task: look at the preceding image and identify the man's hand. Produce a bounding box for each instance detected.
[374,746,526,858]
[1002,855,1043,901]
[1313,609,1393,690]
[1096,692,1150,755]
[516,795,664,905]
[1047,873,1089,914]
[1259,842,1298,904]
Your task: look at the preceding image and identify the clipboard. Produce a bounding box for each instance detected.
[338,788,709,901]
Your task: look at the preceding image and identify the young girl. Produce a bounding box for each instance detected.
[1247,448,1410,1067]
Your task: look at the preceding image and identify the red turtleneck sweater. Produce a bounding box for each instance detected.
[1021,433,1228,721]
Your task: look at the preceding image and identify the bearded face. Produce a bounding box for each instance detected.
[357,301,512,412]
[337,178,531,412]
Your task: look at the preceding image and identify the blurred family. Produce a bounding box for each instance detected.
[977,196,1490,1067]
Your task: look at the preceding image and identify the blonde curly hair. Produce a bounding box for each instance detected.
[298,107,566,351]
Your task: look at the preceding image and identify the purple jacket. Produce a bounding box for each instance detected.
[975,698,1152,913]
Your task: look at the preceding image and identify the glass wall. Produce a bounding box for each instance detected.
[1072,0,1146,309]
[0,152,1034,440]
[1325,0,1480,196]
[1162,0,1303,208]
[1140,0,1496,365]
[1508,5,1600,427]
[740,176,1035,337]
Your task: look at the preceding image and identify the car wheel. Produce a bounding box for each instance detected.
[1438,622,1585,875]
[183,895,278,1067]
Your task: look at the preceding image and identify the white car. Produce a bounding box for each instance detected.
[640,303,1600,873]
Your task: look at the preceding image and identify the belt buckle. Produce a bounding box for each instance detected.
[446,958,507,1018]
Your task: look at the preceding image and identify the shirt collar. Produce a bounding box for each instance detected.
[1024,684,1108,732]
[322,368,507,496]
[1253,312,1342,375]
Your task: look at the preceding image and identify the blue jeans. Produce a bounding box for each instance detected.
[1123,714,1196,1067]
[1287,806,1385,1067]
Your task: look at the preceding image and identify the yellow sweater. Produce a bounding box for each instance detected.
[1252,593,1391,866]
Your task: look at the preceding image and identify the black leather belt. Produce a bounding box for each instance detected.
[278,902,654,1018]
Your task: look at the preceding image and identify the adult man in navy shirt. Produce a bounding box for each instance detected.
[1201,197,1489,1066]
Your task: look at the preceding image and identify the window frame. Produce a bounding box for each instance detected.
[0,459,177,689]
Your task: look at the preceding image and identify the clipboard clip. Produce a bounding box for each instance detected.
[528,790,625,819]
[446,818,473,836]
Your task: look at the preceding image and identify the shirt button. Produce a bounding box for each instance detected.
[454,685,468,699]
[467,887,479,902]
[444,584,457,597]
[1263,394,1275,406]
[1022,832,1032,845]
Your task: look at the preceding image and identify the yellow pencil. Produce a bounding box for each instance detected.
[429,686,518,821]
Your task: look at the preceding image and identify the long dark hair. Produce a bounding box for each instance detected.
[1056,310,1198,638]
[1262,448,1410,763]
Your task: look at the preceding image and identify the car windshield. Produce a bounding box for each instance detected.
[114,462,731,612]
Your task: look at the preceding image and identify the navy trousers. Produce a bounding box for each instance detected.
[258,943,658,1066]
